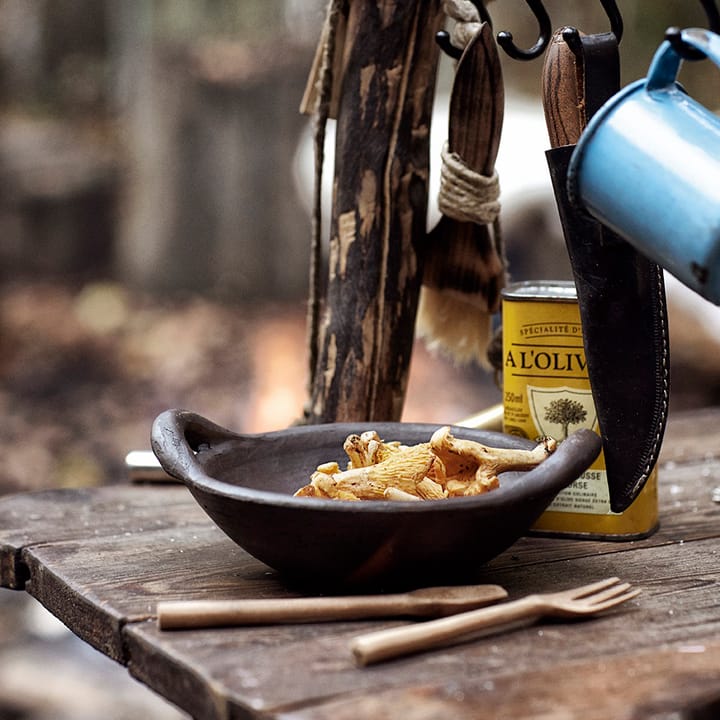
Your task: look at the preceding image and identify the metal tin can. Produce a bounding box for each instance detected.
[501,280,658,540]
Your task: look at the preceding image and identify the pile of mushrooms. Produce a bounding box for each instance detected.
[294,426,556,501]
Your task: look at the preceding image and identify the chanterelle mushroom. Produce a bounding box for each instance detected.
[429,426,557,497]
[294,427,556,501]
[297,442,435,500]
[343,431,403,468]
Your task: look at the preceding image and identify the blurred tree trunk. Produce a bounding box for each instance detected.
[108,1,314,300]
[307,0,444,423]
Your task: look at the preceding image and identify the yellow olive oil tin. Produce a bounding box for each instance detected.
[501,280,658,540]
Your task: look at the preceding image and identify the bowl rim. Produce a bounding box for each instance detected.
[152,411,602,516]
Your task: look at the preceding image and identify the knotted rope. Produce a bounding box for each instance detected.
[438,142,501,226]
[444,0,483,52]
[438,1,501,227]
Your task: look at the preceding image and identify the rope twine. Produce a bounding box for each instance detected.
[438,142,501,225]
[438,2,501,227]
[444,0,483,52]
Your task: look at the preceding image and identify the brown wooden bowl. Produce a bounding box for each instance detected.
[151,410,601,590]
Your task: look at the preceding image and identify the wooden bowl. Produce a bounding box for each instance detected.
[151,410,601,590]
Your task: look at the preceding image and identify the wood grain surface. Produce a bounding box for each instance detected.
[2,407,720,719]
[307,1,444,423]
[542,29,586,147]
[422,22,506,318]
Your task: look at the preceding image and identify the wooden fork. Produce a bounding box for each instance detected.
[351,577,640,666]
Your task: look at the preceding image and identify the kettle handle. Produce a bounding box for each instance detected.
[647,28,720,91]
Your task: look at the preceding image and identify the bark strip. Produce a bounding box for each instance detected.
[308,0,444,423]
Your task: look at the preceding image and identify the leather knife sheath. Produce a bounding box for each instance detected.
[543,30,670,513]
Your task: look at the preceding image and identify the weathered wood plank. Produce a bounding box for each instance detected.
[10,533,720,720]
[488,453,720,570]
[275,642,720,720]
[0,406,719,718]
[18,516,292,662]
[0,486,199,589]
[122,539,720,719]
[0,486,198,547]
[661,406,720,463]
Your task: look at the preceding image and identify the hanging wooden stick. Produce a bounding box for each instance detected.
[306,0,444,423]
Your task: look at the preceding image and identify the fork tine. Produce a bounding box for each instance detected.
[585,588,641,613]
[568,576,621,599]
[585,581,633,605]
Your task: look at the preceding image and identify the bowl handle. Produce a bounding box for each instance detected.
[151,409,241,485]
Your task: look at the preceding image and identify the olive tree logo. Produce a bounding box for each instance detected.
[527,386,597,442]
[543,398,587,440]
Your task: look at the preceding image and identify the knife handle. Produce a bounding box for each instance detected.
[542,29,585,148]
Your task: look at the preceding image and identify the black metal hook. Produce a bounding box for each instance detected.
[496,0,552,61]
[666,0,720,60]
[600,0,624,41]
[701,0,720,32]
[561,0,624,57]
[436,1,492,60]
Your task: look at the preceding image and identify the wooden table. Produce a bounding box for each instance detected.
[2,407,720,719]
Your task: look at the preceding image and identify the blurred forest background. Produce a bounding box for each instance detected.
[2,1,720,718]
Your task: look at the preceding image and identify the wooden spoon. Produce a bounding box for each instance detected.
[157,584,507,630]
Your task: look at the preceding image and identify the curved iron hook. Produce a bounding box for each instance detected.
[496,0,552,61]
[701,0,720,32]
[436,1,493,60]
[666,0,720,61]
[600,0,624,41]
[562,0,624,57]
